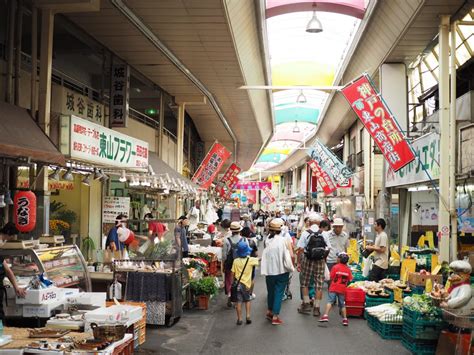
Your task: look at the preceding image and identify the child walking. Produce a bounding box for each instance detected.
[319,252,353,326]
[231,241,259,325]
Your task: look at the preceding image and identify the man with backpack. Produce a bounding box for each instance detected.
[296,213,329,316]
[223,222,249,307]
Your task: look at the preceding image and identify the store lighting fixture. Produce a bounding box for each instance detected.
[152,177,158,188]
[82,174,91,186]
[306,5,323,33]
[62,168,73,181]
[414,203,421,213]
[148,165,155,176]
[408,185,434,192]
[4,191,13,205]
[163,189,170,195]
[292,120,301,133]
[129,175,139,187]
[296,90,307,104]
[159,177,165,186]
[119,170,127,183]
[49,167,61,181]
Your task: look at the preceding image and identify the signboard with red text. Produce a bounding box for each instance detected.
[192,142,231,189]
[340,74,415,171]
[307,160,337,194]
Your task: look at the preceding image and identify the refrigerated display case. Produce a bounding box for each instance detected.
[0,245,91,292]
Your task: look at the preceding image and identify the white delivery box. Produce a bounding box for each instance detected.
[16,287,62,305]
[66,292,106,308]
[23,299,63,318]
[84,305,142,329]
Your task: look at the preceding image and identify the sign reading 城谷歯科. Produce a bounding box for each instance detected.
[67,115,148,169]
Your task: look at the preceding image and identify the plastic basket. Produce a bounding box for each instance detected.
[351,272,367,283]
[376,321,403,340]
[403,306,443,326]
[401,335,437,355]
[364,311,378,331]
[365,294,394,308]
[346,305,364,317]
[403,320,444,340]
[409,285,425,295]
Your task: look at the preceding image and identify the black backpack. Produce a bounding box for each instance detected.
[305,231,328,260]
[224,238,242,270]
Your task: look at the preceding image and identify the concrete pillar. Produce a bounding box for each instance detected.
[438,15,451,262]
[38,9,54,136]
[450,22,458,260]
[176,103,185,174]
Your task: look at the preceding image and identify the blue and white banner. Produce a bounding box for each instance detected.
[307,139,353,187]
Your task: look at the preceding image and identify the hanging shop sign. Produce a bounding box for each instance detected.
[14,191,36,233]
[103,196,131,224]
[234,182,272,190]
[340,74,415,171]
[307,160,337,195]
[261,185,276,204]
[242,190,257,205]
[217,163,241,197]
[386,133,440,188]
[192,142,231,189]
[52,86,105,125]
[110,63,130,128]
[17,176,74,191]
[308,140,352,187]
[62,115,148,169]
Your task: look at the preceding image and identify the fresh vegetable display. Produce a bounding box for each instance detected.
[403,294,441,319]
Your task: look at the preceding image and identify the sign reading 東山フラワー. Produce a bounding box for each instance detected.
[67,115,148,169]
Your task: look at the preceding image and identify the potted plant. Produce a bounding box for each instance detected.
[190,276,218,310]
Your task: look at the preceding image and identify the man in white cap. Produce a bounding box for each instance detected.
[296,213,328,316]
[325,218,349,271]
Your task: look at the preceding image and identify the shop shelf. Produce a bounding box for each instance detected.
[401,334,437,355]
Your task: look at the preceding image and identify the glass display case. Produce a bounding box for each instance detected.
[0,245,91,292]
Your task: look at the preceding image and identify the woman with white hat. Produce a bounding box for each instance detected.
[261,218,294,325]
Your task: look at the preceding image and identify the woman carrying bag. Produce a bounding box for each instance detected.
[261,218,295,326]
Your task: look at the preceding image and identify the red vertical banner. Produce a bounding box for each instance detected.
[217,163,241,197]
[261,185,276,204]
[192,142,231,189]
[340,74,415,171]
[307,160,337,194]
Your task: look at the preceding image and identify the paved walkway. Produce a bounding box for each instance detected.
[138,268,410,355]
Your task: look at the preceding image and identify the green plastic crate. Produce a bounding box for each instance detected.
[364,311,378,332]
[365,294,394,308]
[403,320,444,340]
[376,321,403,340]
[403,306,443,326]
[351,272,367,283]
[386,274,400,281]
[401,335,437,355]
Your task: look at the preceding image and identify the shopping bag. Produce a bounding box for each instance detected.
[362,257,372,277]
[283,246,295,273]
[324,264,330,282]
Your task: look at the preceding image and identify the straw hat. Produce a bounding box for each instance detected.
[308,213,322,223]
[333,218,344,227]
[230,221,242,232]
[269,218,284,232]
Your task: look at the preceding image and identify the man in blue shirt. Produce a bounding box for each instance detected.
[106,214,127,251]
[174,215,189,257]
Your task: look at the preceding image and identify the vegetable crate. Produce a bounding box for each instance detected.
[364,311,378,332]
[403,321,444,340]
[403,306,443,325]
[365,294,394,308]
[401,334,437,355]
[376,320,403,340]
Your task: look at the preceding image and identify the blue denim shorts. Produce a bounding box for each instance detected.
[327,292,345,309]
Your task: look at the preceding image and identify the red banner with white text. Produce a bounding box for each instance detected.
[192,142,231,189]
[340,74,415,172]
[261,185,276,204]
[217,163,241,197]
[307,160,337,194]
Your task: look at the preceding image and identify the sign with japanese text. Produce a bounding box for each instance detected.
[340,74,415,171]
[386,133,440,187]
[68,115,148,169]
[261,185,276,204]
[52,85,104,125]
[17,176,75,191]
[308,140,352,187]
[110,64,130,127]
[234,182,272,190]
[192,142,231,189]
[217,163,241,197]
[307,160,337,195]
[103,196,130,224]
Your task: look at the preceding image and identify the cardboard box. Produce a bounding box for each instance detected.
[23,299,63,318]
[16,287,61,305]
[408,272,443,286]
[66,292,106,307]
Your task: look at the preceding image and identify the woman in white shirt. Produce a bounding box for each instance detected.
[261,218,294,326]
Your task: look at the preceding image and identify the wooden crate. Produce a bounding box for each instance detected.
[138,323,146,345]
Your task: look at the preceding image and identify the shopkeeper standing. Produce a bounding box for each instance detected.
[0,223,26,319]
[105,214,127,251]
[175,216,190,257]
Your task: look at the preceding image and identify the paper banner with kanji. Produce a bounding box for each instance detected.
[234,182,272,190]
[308,140,352,187]
[261,185,276,204]
[192,142,231,189]
[340,73,415,171]
[217,163,241,197]
[307,160,337,194]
